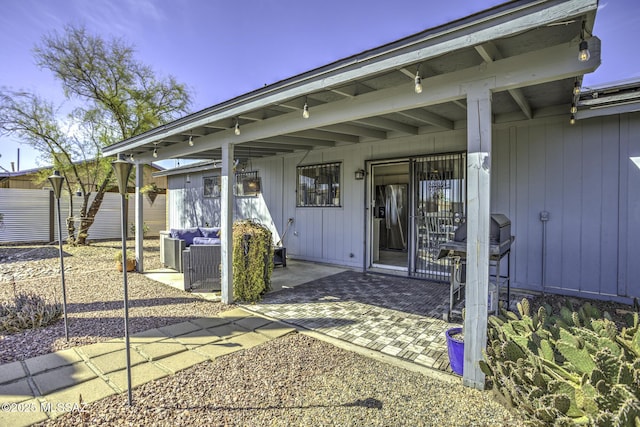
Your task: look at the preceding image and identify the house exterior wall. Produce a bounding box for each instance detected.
[164,111,640,302]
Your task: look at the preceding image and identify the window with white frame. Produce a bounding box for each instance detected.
[296,162,341,207]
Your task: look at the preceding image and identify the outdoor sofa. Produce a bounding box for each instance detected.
[160,227,221,273]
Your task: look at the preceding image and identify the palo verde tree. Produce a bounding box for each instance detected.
[0,24,191,244]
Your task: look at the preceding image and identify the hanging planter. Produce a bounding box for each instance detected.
[140,183,160,205]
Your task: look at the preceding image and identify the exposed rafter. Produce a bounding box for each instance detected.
[397,109,453,130]
[475,42,533,119]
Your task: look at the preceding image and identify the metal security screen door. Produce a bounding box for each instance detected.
[409,153,466,280]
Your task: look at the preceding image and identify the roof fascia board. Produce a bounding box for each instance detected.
[138,38,600,162]
[104,0,597,157]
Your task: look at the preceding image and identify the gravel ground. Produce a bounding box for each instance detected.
[38,334,524,427]
[0,239,231,364]
[2,239,525,426]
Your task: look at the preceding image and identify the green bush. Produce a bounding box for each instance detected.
[480,298,640,426]
[0,292,62,334]
[232,220,274,302]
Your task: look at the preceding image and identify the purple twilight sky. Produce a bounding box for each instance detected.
[1,0,639,171]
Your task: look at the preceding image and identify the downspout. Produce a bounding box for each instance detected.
[540,211,549,294]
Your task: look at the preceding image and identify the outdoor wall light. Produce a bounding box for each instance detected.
[414,70,423,94]
[234,119,241,136]
[355,169,365,180]
[302,101,310,119]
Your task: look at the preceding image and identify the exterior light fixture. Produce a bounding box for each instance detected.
[414,70,423,94]
[573,80,581,95]
[570,114,576,125]
[302,101,310,119]
[570,104,578,114]
[110,155,134,406]
[188,135,194,147]
[234,119,241,136]
[129,153,135,161]
[153,144,158,158]
[578,39,590,62]
[355,169,365,180]
[47,170,69,342]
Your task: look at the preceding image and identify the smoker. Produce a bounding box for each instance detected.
[437,213,514,319]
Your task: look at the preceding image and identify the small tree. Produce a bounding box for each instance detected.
[0,24,191,244]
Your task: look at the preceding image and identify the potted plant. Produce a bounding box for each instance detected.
[114,250,136,272]
[445,308,465,375]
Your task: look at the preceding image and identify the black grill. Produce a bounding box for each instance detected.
[437,213,513,259]
[437,213,515,320]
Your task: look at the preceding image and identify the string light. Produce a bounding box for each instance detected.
[234,119,241,136]
[188,135,194,147]
[302,101,310,119]
[153,144,158,158]
[570,114,576,125]
[578,40,590,62]
[573,80,581,95]
[414,69,423,94]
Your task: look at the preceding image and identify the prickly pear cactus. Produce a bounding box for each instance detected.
[482,298,640,426]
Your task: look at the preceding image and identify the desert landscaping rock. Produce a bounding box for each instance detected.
[1,240,529,425]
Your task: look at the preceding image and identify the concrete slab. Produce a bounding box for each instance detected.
[0,397,49,427]
[256,322,298,339]
[0,361,27,384]
[173,329,223,347]
[155,351,210,374]
[0,378,34,403]
[233,316,272,331]
[158,321,202,337]
[24,349,82,375]
[217,307,253,319]
[136,339,188,361]
[79,341,125,358]
[107,362,169,390]
[224,331,271,349]
[89,349,149,374]
[190,317,232,329]
[206,324,248,339]
[193,341,245,360]
[129,328,166,344]
[32,362,98,395]
[42,377,116,418]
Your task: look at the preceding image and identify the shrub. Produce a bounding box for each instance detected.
[232,220,273,302]
[0,291,62,334]
[480,298,640,426]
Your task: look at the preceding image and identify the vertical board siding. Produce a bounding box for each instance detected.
[622,113,640,298]
[493,114,635,300]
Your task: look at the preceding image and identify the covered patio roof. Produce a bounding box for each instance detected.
[103,0,600,163]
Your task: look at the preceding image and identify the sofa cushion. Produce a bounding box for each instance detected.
[192,237,221,245]
[199,227,221,238]
[170,227,202,246]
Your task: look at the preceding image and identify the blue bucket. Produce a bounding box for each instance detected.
[445,327,464,376]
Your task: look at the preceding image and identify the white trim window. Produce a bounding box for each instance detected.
[297,162,341,207]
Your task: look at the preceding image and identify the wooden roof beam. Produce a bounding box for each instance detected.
[475,42,533,119]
